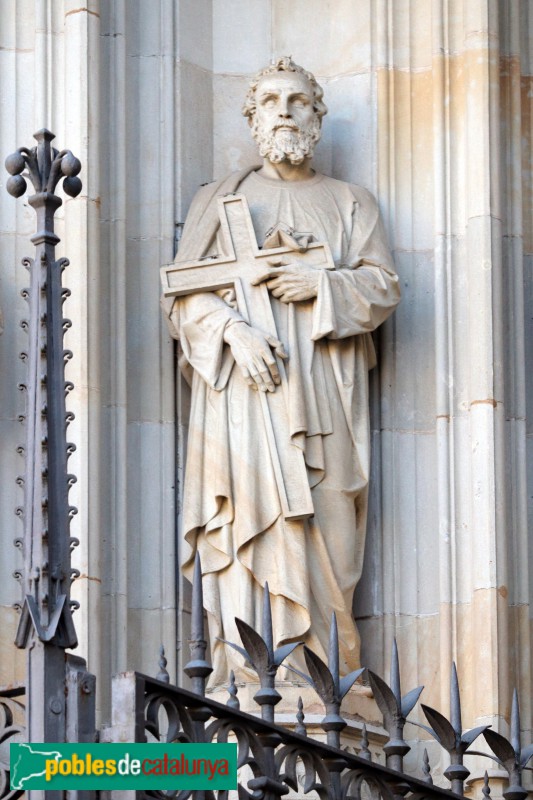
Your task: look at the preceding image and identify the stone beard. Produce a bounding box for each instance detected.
[163,63,400,687]
[250,115,322,165]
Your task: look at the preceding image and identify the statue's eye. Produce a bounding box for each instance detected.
[291,96,309,108]
[261,96,278,109]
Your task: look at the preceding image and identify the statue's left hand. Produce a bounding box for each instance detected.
[252,259,320,303]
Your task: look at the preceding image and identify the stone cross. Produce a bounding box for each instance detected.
[161,193,335,521]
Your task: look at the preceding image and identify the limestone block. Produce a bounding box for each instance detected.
[127,607,177,682]
[376,68,434,251]
[213,73,259,178]
[389,251,436,430]
[374,0,432,71]
[177,60,214,213]
[525,254,533,427]
[356,424,440,624]
[213,0,270,73]
[178,0,212,71]
[272,0,372,76]
[0,420,24,609]
[318,74,374,190]
[370,427,439,616]
[0,606,25,686]
[125,237,175,423]
[521,76,533,253]
[126,421,175,611]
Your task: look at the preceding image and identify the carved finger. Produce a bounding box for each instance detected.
[247,364,266,390]
[263,352,281,385]
[265,334,288,360]
[247,357,274,392]
[270,284,292,298]
[240,364,258,390]
[257,367,275,392]
[279,289,305,303]
[251,266,284,286]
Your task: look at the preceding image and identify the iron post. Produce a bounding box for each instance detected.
[5,130,82,794]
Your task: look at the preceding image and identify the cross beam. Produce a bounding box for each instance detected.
[161,193,335,521]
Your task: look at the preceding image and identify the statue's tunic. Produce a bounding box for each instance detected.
[166,169,400,686]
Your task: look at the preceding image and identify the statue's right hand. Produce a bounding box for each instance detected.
[223,322,287,392]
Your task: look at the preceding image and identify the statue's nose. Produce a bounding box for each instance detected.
[278,96,291,116]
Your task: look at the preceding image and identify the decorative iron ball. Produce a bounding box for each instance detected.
[6,175,27,197]
[63,176,82,197]
[61,153,81,177]
[5,151,26,176]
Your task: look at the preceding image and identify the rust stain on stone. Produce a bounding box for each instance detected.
[65,7,100,19]
[498,585,508,599]
[470,398,497,408]
[78,573,102,583]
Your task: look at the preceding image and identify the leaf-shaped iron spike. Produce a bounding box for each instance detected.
[366,670,397,729]
[391,638,401,705]
[483,729,518,772]
[156,644,170,683]
[235,618,269,672]
[423,748,433,784]
[450,662,462,735]
[261,582,274,656]
[273,641,302,667]
[283,662,312,685]
[295,695,306,736]
[329,612,340,695]
[216,637,250,665]
[460,724,491,751]
[303,646,336,703]
[360,722,371,761]
[190,551,204,641]
[421,704,457,751]
[520,743,533,770]
[511,688,521,756]
[401,685,424,718]
[410,720,440,738]
[226,670,239,710]
[482,771,491,800]
[339,667,366,700]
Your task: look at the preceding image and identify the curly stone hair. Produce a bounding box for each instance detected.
[242,56,328,123]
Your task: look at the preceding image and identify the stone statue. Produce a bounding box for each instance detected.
[161,57,400,687]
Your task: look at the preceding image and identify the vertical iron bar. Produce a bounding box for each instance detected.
[6,128,82,800]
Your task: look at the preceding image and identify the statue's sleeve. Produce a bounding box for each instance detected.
[311,188,400,341]
[164,183,245,391]
[170,292,243,390]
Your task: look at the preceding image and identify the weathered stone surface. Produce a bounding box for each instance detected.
[0,4,531,768]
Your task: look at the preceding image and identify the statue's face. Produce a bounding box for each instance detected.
[251,72,322,165]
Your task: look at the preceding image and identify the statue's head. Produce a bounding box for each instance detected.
[242,57,327,166]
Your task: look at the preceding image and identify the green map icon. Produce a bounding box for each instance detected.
[10,743,62,790]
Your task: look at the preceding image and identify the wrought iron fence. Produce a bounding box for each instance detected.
[118,670,461,800]
[0,685,25,800]
[98,555,533,800]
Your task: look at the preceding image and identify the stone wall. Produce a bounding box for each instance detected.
[0,1,531,771]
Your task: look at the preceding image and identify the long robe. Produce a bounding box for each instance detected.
[164,167,400,687]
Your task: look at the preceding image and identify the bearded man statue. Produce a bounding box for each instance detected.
[162,57,401,687]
